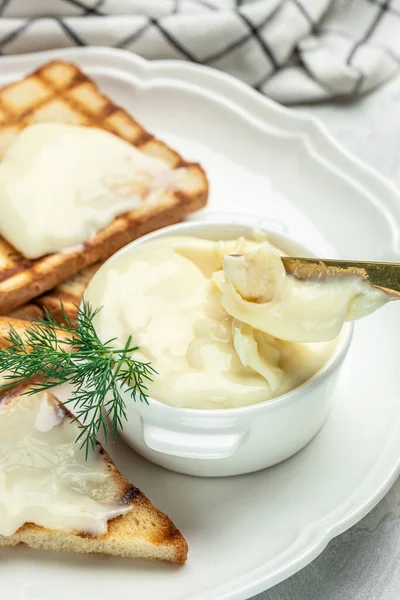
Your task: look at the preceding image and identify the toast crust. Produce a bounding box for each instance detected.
[0,383,188,563]
[8,303,44,322]
[0,315,33,347]
[8,262,102,324]
[36,261,103,323]
[0,60,208,315]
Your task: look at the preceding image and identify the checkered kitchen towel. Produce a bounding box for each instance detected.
[0,0,399,103]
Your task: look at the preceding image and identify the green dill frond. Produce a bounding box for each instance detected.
[0,301,155,457]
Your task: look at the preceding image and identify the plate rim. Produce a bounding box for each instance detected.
[1,46,400,600]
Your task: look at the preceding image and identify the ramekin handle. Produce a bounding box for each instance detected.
[143,423,246,460]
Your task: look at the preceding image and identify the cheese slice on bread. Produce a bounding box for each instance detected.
[0,60,208,314]
[0,382,188,563]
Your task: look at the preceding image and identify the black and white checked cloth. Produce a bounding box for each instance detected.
[0,0,399,103]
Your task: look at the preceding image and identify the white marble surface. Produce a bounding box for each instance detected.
[255,75,400,600]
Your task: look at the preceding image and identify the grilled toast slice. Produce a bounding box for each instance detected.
[0,315,31,347]
[0,383,188,563]
[36,261,103,323]
[8,262,102,324]
[0,60,208,315]
[8,303,44,321]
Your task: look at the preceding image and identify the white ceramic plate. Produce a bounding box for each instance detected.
[1,47,400,600]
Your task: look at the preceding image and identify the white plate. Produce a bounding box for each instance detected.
[1,47,400,600]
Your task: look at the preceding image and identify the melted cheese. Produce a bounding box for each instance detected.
[0,392,131,537]
[221,247,389,342]
[0,123,179,259]
[86,236,338,409]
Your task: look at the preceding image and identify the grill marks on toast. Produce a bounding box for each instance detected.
[0,62,172,161]
[8,261,102,323]
[2,65,134,145]
[0,315,32,349]
[0,383,188,562]
[8,303,44,321]
[36,261,103,322]
[0,239,32,283]
[0,60,208,315]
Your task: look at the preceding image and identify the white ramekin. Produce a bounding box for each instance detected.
[85,218,353,477]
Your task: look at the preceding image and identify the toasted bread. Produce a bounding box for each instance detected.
[0,60,208,315]
[36,261,103,323]
[0,315,32,347]
[0,383,188,563]
[8,262,101,323]
[8,303,44,321]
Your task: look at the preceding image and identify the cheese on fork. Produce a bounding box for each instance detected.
[0,123,179,259]
[0,391,131,537]
[221,247,390,343]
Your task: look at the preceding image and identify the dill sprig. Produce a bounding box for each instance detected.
[0,301,156,456]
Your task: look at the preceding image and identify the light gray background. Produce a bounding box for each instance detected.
[254,75,400,600]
